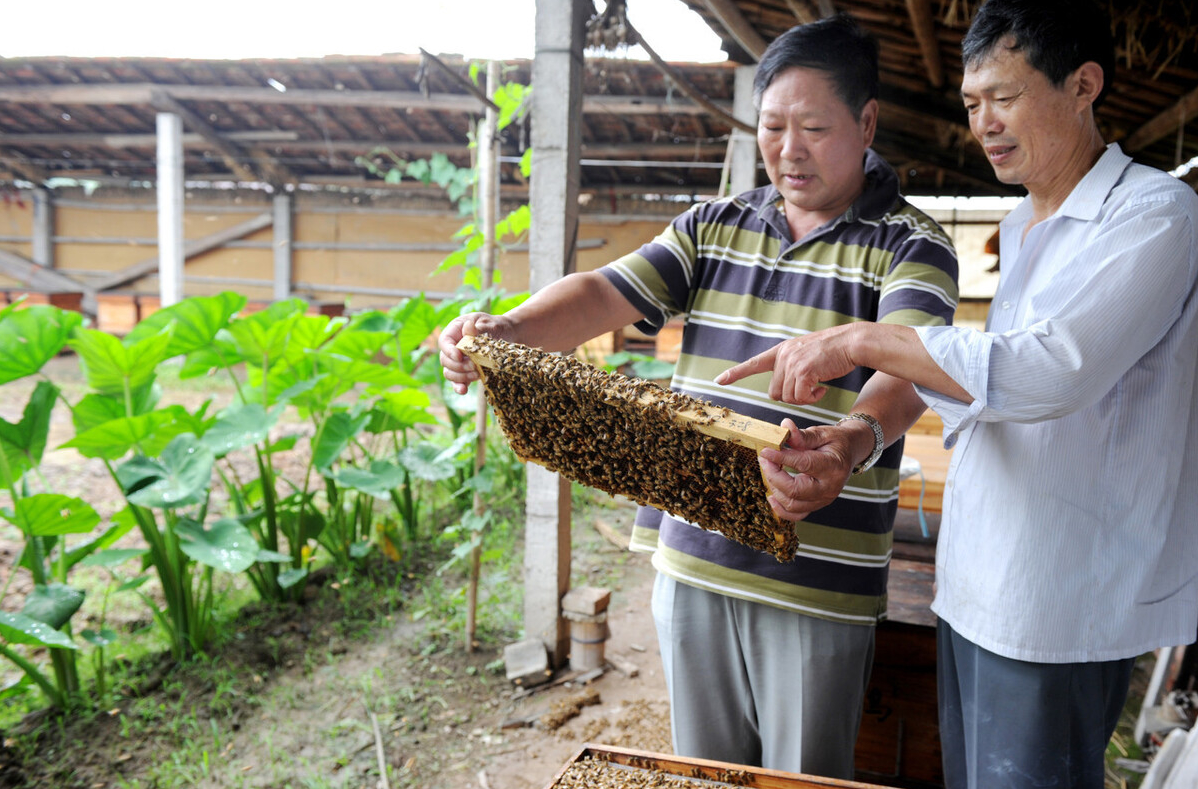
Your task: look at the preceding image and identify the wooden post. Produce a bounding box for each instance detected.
[526,0,587,667]
[467,60,501,654]
[272,192,293,302]
[156,112,184,307]
[729,65,759,195]
[31,188,53,269]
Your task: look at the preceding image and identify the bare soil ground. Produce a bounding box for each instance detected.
[1,531,669,789]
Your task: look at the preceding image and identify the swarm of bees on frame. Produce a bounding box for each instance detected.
[552,755,755,788]
[462,335,798,562]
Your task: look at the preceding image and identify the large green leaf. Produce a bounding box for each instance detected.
[276,567,308,590]
[440,381,479,418]
[312,411,371,470]
[22,583,85,629]
[61,405,198,461]
[70,384,162,433]
[0,380,58,487]
[393,297,437,359]
[321,328,393,362]
[69,324,174,396]
[0,305,84,386]
[177,335,242,379]
[79,548,148,568]
[174,518,258,572]
[225,301,306,370]
[344,309,392,333]
[64,514,137,569]
[0,611,77,649]
[116,433,214,509]
[200,403,280,457]
[277,313,343,368]
[81,628,118,648]
[15,493,100,536]
[315,355,418,391]
[123,292,246,357]
[225,316,295,371]
[398,442,458,482]
[368,390,438,433]
[329,459,406,499]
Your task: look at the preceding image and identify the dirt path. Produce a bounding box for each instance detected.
[467,557,671,789]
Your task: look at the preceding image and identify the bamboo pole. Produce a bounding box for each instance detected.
[466,61,501,653]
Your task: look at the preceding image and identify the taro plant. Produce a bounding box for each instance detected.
[0,302,125,709]
[60,292,272,658]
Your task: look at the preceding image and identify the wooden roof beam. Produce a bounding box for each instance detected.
[149,91,260,184]
[783,0,820,24]
[0,149,48,184]
[1123,84,1198,153]
[0,131,300,147]
[0,83,732,118]
[905,0,945,88]
[626,21,754,134]
[149,91,294,187]
[701,0,769,60]
[0,248,93,295]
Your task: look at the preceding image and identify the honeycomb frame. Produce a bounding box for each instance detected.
[458,335,797,561]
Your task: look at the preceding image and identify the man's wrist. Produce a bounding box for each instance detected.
[837,412,885,474]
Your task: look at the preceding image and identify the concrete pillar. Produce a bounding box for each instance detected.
[156,112,185,307]
[31,188,53,269]
[272,192,293,302]
[730,64,759,195]
[525,0,588,667]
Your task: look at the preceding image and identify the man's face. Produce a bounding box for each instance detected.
[757,67,876,225]
[960,42,1087,193]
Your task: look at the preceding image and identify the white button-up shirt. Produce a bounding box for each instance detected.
[915,144,1198,663]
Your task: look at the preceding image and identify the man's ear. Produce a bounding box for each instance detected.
[859,98,879,147]
[1074,61,1105,107]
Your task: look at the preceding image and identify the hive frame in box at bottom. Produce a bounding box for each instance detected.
[546,743,899,788]
[457,335,798,561]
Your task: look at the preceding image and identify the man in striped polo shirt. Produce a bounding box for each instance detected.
[440,15,958,779]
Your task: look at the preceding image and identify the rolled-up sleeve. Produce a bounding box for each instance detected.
[914,324,992,446]
[913,188,1196,449]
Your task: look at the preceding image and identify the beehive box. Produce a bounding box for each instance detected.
[458,335,797,561]
[545,744,900,789]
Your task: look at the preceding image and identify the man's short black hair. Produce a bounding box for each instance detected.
[962,0,1115,108]
[752,14,879,118]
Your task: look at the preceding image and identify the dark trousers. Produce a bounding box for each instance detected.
[938,619,1135,789]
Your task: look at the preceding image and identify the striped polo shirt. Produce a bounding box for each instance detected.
[599,148,959,625]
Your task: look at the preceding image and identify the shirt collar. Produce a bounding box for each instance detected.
[1005,143,1133,229]
[753,147,901,236]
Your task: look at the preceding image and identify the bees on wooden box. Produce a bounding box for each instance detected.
[457,335,798,562]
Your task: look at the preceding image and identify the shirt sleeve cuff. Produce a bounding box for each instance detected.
[913,325,992,447]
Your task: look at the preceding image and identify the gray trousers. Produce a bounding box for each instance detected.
[937,619,1135,789]
[651,573,875,778]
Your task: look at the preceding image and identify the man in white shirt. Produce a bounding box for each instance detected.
[717,0,1198,786]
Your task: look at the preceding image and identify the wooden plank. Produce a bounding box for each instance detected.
[548,743,901,789]
[90,212,273,292]
[904,0,944,88]
[0,248,94,295]
[1124,84,1198,152]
